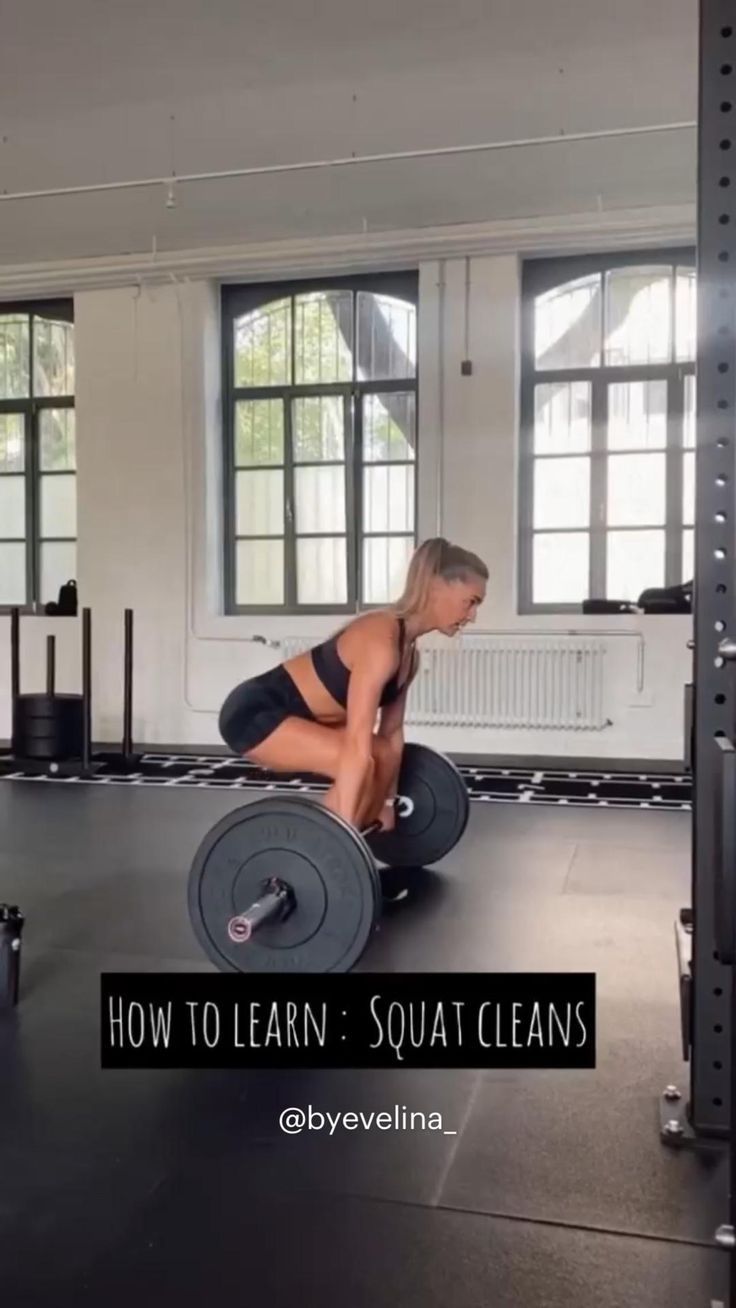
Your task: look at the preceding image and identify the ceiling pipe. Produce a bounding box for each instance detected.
[0,120,696,204]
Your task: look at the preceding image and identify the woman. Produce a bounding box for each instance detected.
[219,537,488,832]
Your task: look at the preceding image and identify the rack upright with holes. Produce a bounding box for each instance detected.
[661,1,736,1154]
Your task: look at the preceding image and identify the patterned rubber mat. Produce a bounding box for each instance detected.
[0,751,692,811]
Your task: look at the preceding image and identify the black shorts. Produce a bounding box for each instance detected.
[218,665,315,755]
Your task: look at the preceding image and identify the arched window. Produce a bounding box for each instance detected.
[222,273,418,612]
[0,300,76,609]
[520,252,696,611]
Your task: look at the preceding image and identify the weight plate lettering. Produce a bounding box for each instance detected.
[188,797,381,973]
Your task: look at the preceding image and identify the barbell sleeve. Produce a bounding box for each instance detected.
[227,881,292,944]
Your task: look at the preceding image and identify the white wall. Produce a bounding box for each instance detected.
[0,254,692,761]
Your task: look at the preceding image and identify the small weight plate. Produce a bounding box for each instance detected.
[188,796,382,973]
[366,743,469,868]
[15,694,83,718]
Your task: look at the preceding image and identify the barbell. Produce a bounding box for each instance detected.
[187,743,469,974]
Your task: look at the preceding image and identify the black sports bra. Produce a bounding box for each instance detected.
[311,617,413,709]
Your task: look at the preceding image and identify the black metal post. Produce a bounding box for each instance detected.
[10,608,20,702]
[123,608,134,759]
[46,635,56,698]
[10,608,20,753]
[81,608,92,772]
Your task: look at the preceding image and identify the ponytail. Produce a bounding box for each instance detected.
[393,537,488,618]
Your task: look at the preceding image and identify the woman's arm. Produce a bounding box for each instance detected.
[377,649,419,741]
[375,649,420,811]
[329,640,398,825]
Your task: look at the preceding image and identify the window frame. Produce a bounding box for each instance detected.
[221,272,419,615]
[0,298,75,614]
[519,248,696,614]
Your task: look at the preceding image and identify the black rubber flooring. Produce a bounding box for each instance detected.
[0,782,727,1307]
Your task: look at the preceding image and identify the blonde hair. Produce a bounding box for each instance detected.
[393,537,488,618]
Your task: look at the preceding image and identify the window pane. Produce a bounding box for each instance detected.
[0,315,30,399]
[683,451,695,527]
[234,299,291,387]
[534,383,591,455]
[363,465,415,533]
[295,291,353,384]
[293,396,345,462]
[683,528,694,581]
[607,381,667,450]
[0,476,26,538]
[676,268,696,363]
[40,409,75,471]
[363,535,414,604]
[533,457,590,529]
[532,533,589,604]
[607,530,665,598]
[534,275,601,370]
[364,392,416,462]
[295,466,346,533]
[357,294,416,380]
[236,539,284,605]
[34,316,74,397]
[296,537,347,605]
[607,453,666,526]
[0,542,26,604]
[41,474,76,538]
[41,542,76,605]
[683,374,696,449]
[604,266,671,366]
[235,470,284,535]
[0,414,24,472]
[235,400,283,466]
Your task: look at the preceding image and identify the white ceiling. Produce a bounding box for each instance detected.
[2,0,697,115]
[0,0,698,268]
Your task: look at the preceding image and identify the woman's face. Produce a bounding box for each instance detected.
[432,574,487,636]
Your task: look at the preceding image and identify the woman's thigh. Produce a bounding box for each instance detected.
[246,716,349,779]
[247,718,392,784]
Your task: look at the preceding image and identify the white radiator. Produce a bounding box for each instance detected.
[280,636,608,731]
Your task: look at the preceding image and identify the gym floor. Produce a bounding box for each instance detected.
[0,779,727,1307]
